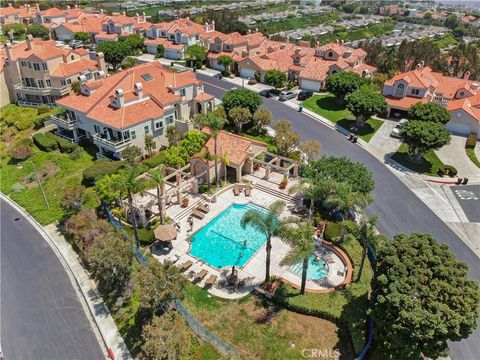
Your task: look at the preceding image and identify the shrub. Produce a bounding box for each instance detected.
[32,133,58,152]
[465,133,477,149]
[34,112,53,128]
[144,152,166,168]
[69,146,84,160]
[45,132,77,153]
[438,164,458,177]
[11,182,26,193]
[323,222,342,242]
[9,143,33,160]
[37,105,51,115]
[82,160,126,186]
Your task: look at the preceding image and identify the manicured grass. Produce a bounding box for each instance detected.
[466,148,480,169]
[272,236,373,354]
[390,143,444,176]
[182,282,354,359]
[433,34,458,49]
[302,94,383,142]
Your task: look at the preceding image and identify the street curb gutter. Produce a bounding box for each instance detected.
[0,194,132,360]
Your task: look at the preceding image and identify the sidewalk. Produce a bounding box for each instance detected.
[1,194,132,360]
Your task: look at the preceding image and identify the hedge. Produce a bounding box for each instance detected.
[32,133,58,152]
[82,160,126,186]
[323,222,343,242]
[45,132,77,153]
[144,152,166,168]
[465,133,477,149]
[438,164,458,177]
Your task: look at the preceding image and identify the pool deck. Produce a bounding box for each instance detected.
[152,176,348,299]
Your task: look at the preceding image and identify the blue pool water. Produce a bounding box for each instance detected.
[189,203,268,268]
[290,255,329,280]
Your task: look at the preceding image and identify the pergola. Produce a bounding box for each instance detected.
[252,150,299,180]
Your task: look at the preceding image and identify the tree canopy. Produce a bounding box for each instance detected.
[264,69,287,89]
[186,44,206,68]
[401,120,451,162]
[217,55,233,74]
[372,233,480,359]
[179,130,207,156]
[123,34,144,53]
[74,31,90,43]
[252,108,272,135]
[222,88,263,116]
[228,106,251,134]
[408,102,451,125]
[326,71,364,102]
[26,24,49,40]
[303,156,374,194]
[97,41,132,70]
[274,119,300,157]
[345,87,387,127]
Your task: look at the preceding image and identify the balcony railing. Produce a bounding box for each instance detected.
[50,114,76,130]
[93,134,132,152]
[17,100,56,108]
[15,84,70,96]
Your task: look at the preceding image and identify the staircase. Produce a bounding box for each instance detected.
[174,198,208,222]
[254,183,303,206]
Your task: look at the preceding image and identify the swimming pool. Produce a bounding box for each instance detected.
[189,203,268,268]
[290,255,329,280]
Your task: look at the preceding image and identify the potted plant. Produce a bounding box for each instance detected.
[279,177,288,190]
[182,197,189,208]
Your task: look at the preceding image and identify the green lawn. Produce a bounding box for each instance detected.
[433,34,458,49]
[390,143,444,176]
[302,94,383,142]
[466,148,480,169]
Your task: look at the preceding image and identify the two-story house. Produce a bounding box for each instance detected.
[0,3,35,25]
[53,12,107,42]
[53,62,215,159]
[383,64,480,136]
[3,36,107,107]
[95,13,150,43]
[33,5,83,26]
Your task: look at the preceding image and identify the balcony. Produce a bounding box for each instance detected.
[15,84,70,96]
[50,113,76,130]
[93,134,132,153]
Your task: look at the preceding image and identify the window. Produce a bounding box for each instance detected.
[27,62,31,69]
[20,60,27,67]
[42,63,48,71]
[169,34,175,40]
[33,63,40,71]
[179,88,186,97]
[155,120,164,129]
[37,80,45,88]
[166,115,174,125]
[46,79,51,87]
[123,130,130,139]
[131,130,136,140]
[411,88,420,96]
[144,125,149,134]
[395,83,404,97]
[328,51,333,57]
[94,124,101,133]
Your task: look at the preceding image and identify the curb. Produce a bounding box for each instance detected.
[0,194,131,360]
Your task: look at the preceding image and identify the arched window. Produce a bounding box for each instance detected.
[328,51,333,58]
[395,83,404,97]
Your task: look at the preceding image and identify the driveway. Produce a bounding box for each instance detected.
[368,118,402,156]
[437,135,480,179]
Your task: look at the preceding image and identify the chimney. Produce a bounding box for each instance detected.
[96,52,107,74]
[5,43,13,62]
[8,3,12,7]
[204,21,209,32]
[122,11,126,16]
[134,82,143,99]
[100,9,104,14]
[464,71,471,80]
[115,88,125,108]
[471,83,479,91]
[248,29,251,34]
[211,20,215,31]
[285,36,289,44]
[36,3,40,12]
[26,35,34,50]
[343,50,352,58]
[67,5,70,9]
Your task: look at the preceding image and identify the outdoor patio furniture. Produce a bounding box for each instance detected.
[180,260,193,272]
[234,184,240,196]
[197,203,210,213]
[154,224,178,242]
[205,274,217,287]
[245,185,251,197]
[191,209,205,220]
[195,269,208,282]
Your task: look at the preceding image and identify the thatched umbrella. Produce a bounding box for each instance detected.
[154,224,178,242]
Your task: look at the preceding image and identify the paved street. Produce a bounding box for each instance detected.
[451,185,480,223]
[1,201,104,360]
[199,74,480,360]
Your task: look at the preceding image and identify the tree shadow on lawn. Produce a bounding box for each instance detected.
[390,151,434,175]
[314,96,345,112]
[337,118,375,138]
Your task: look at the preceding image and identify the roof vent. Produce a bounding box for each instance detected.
[141,73,153,81]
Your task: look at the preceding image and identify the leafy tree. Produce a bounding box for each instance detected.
[87,232,134,295]
[228,106,251,134]
[289,178,338,221]
[408,102,451,125]
[166,125,180,146]
[324,182,373,220]
[241,200,285,282]
[345,87,387,127]
[445,14,459,29]
[144,134,155,158]
[163,146,189,168]
[123,34,144,54]
[372,233,480,359]
[61,185,85,213]
[217,54,233,75]
[397,39,447,73]
[179,130,207,156]
[142,313,192,360]
[299,140,321,162]
[26,24,49,40]
[74,31,90,43]
[222,88,262,115]
[218,152,230,182]
[71,80,80,93]
[303,156,374,194]
[274,119,300,157]
[186,44,206,68]
[148,165,165,224]
[277,220,316,294]
[199,112,227,186]
[252,108,272,135]
[2,23,25,37]
[449,42,480,79]
[136,260,185,314]
[97,41,131,71]
[264,69,287,89]
[326,71,363,103]
[121,56,137,69]
[122,145,141,163]
[401,121,451,162]
[155,44,165,58]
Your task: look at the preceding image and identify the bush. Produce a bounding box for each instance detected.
[438,164,458,177]
[82,160,126,186]
[323,222,342,242]
[32,133,58,152]
[9,143,33,160]
[465,133,477,149]
[45,132,77,153]
[69,146,84,160]
[144,152,166,168]
[37,105,51,115]
[34,112,53,128]
[11,182,26,193]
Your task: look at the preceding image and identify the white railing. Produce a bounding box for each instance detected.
[96,152,114,161]
[50,114,76,129]
[17,100,56,108]
[15,84,70,95]
[93,134,131,150]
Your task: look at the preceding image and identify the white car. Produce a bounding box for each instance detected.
[279,90,296,101]
[390,119,408,138]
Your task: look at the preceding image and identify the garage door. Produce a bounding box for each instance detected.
[210,60,225,71]
[300,79,321,92]
[447,121,472,136]
[165,49,180,60]
[240,68,256,79]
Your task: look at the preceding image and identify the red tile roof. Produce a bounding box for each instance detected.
[194,92,214,102]
[385,95,430,110]
[51,59,98,77]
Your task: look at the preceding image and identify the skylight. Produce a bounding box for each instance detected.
[141,73,153,81]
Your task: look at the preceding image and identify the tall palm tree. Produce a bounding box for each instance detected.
[148,165,165,225]
[277,220,316,294]
[218,152,230,182]
[323,183,373,220]
[241,200,285,282]
[201,112,227,187]
[144,134,155,158]
[357,216,377,282]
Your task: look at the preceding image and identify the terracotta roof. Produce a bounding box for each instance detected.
[40,7,66,17]
[95,31,119,40]
[385,66,439,89]
[385,95,430,110]
[5,38,70,61]
[194,92,214,102]
[105,14,134,26]
[51,59,98,77]
[447,96,480,123]
[0,5,33,19]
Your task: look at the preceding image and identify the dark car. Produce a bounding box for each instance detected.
[297,90,313,101]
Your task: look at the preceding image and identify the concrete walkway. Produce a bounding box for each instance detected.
[368,119,402,157]
[437,135,480,178]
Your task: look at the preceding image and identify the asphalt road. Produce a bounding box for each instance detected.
[451,185,480,223]
[199,74,480,360]
[1,201,104,360]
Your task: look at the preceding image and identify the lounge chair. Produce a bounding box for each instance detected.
[195,269,208,282]
[233,184,240,196]
[191,209,205,219]
[245,185,251,197]
[205,274,217,287]
[197,203,210,213]
[180,260,193,272]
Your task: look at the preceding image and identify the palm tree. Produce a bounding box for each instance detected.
[148,165,165,224]
[200,112,227,187]
[144,134,155,158]
[357,216,377,282]
[323,183,373,220]
[277,220,316,294]
[289,178,337,222]
[241,200,285,282]
[218,152,230,182]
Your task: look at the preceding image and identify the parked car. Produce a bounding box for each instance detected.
[279,90,296,101]
[69,40,83,49]
[390,119,408,138]
[297,90,313,101]
[259,89,271,98]
[89,44,97,52]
